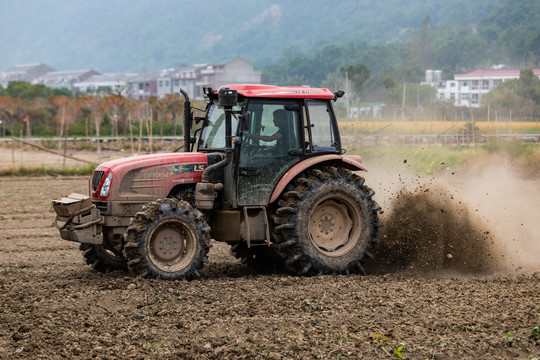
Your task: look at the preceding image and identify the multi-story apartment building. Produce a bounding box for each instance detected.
[426,68,540,108]
[156,65,205,100]
[198,57,263,99]
[157,57,262,100]
[126,70,161,101]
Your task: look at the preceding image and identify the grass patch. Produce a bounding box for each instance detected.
[338,119,540,135]
[482,140,540,177]
[482,139,538,158]
[350,141,540,175]
[351,144,479,175]
[0,163,96,177]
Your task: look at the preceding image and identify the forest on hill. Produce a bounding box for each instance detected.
[0,0,525,72]
[262,0,540,100]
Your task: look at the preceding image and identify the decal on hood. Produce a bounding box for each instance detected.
[170,163,206,175]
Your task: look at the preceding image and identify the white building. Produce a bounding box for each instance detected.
[74,73,139,96]
[157,65,205,100]
[33,69,100,92]
[426,68,540,108]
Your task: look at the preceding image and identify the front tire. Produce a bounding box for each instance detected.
[273,166,381,275]
[79,239,127,273]
[123,199,211,281]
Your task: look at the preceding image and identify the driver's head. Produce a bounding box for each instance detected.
[273,109,287,128]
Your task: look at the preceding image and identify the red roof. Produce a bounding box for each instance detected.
[216,84,335,99]
[455,68,540,79]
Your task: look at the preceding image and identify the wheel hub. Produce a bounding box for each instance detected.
[151,226,185,262]
[308,197,361,257]
[319,216,335,234]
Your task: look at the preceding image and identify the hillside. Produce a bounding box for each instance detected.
[0,0,506,72]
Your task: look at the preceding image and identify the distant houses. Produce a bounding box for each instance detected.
[0,57,262,101]
[34,69,101,93]
[4,61,540,110]
[74,73,136,97]
[0,63,56,88]
[127,70,162,101]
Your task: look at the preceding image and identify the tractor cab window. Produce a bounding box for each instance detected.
[199,102,239,150]
[237,100,301,205]
[242,104,299,155]
[305,100,337,152]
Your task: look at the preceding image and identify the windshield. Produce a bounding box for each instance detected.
[199,102,240,150]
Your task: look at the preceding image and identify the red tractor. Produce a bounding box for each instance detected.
[53,84,381,280]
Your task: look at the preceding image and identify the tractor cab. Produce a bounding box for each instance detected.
[190,85,344,208]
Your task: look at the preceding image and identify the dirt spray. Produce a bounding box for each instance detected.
[363,160,538,275]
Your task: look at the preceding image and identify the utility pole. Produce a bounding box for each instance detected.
[402,82,406,120]
[345,71,350,118]
[402,82,406,109]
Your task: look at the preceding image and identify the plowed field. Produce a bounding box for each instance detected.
[0,157,539,359]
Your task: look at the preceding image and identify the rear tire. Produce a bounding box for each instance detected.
[272,166,381,275]
[123,199,211,281]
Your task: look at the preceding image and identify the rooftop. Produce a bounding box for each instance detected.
[455,68,540,79]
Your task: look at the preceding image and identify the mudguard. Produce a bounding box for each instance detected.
[269,154,367,203]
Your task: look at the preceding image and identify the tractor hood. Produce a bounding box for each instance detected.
[92,152,209,201]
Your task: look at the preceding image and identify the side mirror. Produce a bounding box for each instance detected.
[333,90,345,101]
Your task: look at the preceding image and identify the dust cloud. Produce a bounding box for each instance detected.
[362,157,539,275]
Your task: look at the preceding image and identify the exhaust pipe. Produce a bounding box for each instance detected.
[196,107,234,209]
[180,89,192,153]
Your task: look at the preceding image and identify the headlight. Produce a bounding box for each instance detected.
[100,173,113,197]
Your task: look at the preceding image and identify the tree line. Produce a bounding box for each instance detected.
[2,70,539,141]
[0,81,187,139]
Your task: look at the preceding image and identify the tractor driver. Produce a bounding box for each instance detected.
[244,109,288,148]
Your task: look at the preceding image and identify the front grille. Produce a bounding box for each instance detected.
[93,201,109,215]
[92,171,105,191]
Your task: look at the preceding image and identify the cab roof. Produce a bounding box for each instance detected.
[215,84,335,99]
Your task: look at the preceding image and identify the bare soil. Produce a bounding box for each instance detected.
[0,157,539,359]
